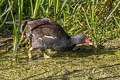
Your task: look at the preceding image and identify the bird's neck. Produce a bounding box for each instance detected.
[70,36,79,45]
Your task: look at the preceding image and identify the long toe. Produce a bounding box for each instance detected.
[44,53,51,59]
[28,47,34,60]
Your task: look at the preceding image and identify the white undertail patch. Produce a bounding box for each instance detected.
[32,33,35,37]
[28,21,34,24]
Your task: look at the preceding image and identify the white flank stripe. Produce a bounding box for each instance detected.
[44,35,56,39]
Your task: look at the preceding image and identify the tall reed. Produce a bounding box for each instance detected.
[8,0,23,60]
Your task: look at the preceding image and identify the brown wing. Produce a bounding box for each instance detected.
[26,18,70,39]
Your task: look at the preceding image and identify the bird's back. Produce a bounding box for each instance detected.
[24,18,71,50]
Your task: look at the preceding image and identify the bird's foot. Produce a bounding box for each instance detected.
[43,53,50,59]
[28,53,32,59]
[28,58,33,61]
[28,47,34,60]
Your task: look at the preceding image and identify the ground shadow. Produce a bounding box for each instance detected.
[0,44,117,61]
[96,75,120,80]
[22,69,82,80]
[52,45,117,58]
[99,63,120,68]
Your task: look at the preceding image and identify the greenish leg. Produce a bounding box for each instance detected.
[37,49,43,58]
[44,49,51,59]
[28,47,34,59]
[23,38,28,44]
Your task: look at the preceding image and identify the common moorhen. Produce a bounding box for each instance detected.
[6,18,92,59]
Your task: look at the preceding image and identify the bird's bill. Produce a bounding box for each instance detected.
[76,37,92,46]
[86,37,92,45]
[88,42,93,45]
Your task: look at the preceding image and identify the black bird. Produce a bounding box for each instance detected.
[5,18,92,59]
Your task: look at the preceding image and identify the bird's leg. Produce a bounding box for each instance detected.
[23,38,28,44]
[28,47,34,60]
[46,49,51,55]
[43,49,51,59]
[37,49,43,58]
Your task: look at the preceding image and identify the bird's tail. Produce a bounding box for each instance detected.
[5,19,29,25]
[5,20,28,35]
[5,20,19,26]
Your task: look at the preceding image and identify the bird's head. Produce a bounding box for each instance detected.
[71,34,92,45]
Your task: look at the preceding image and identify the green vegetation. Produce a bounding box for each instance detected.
[0,0,120,79]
